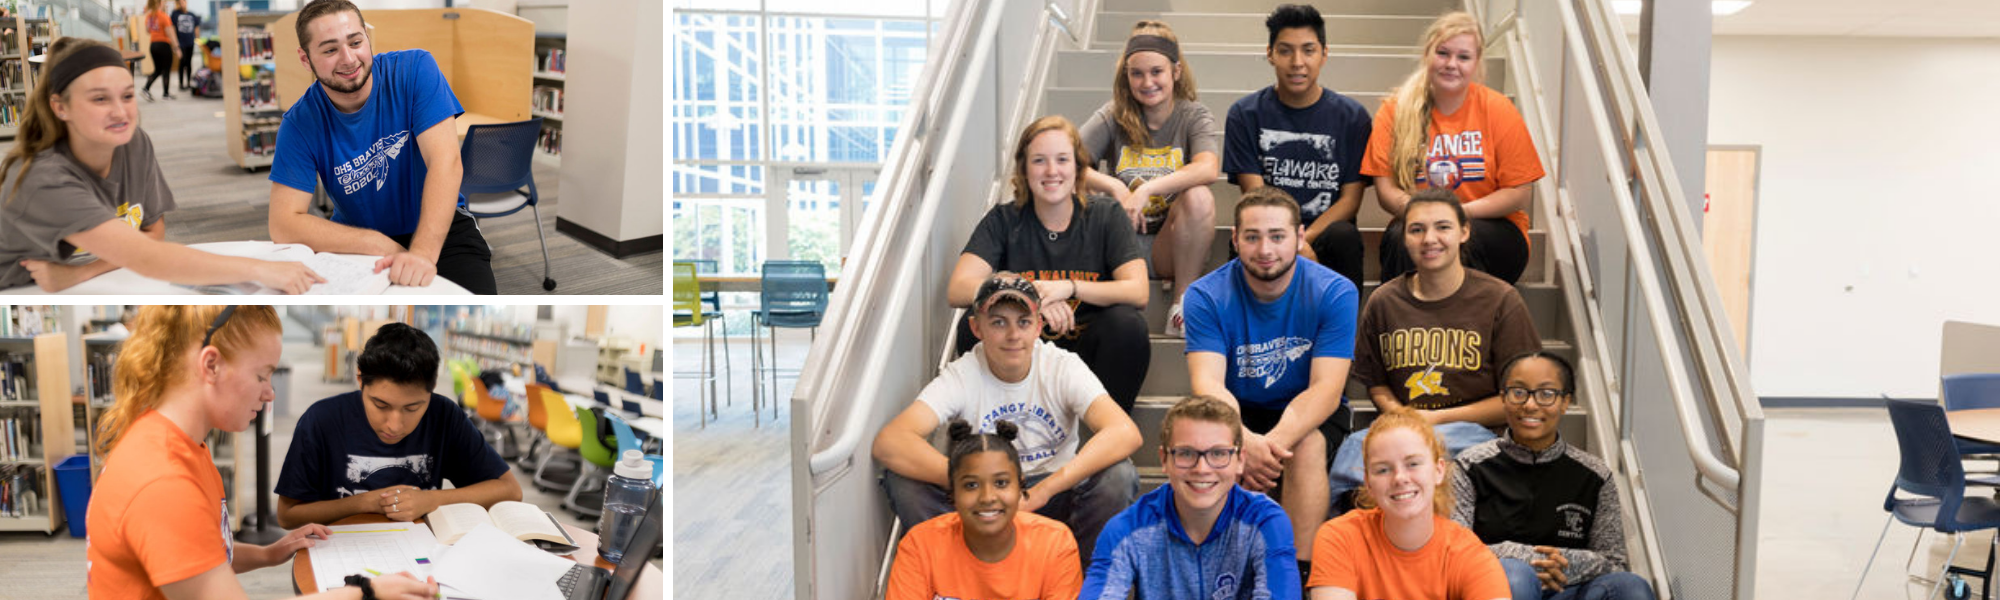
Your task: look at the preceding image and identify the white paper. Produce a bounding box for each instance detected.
[309,523,437,593]
[188,241,392,295]
[431,523,572,600]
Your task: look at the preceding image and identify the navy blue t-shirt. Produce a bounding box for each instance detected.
[171,9,200,47]
[271,49,465,237]
[1221,86,1372,223]
[274,391,508,502]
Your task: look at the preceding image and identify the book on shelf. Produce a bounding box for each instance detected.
[537,48,565,74]
[532,86,562,116]
[1,305,57,337]
[0,353,31,402]
[238,29,273,61]
[537,127,561,156]
[0,465,44,518]
[243,128,278,157]
[0,410,39,463]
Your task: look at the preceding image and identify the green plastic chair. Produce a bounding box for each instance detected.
[674,262,723,426]
[563,405,620,518]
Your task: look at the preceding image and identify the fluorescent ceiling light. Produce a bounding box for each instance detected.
[1612,1,1752,16]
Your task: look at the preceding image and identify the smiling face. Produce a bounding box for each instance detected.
[1124,50,1178,109]
[1402,201,1468,274]
[299,10,374,96]
[359,379,432,445]
[951,450,1022,541]
[1266,26,1324,100]
[1233,205,1301,283]
[1427,32,1479,99]
[970,302,1040,379]
[1503,356,1571,450]
[1022,128,1079,206]
[203,332,281,434]
[1164,418,1241,519]
[1363,426,1447,522]
[50,66,139,149]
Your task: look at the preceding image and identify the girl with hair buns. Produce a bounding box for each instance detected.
[1307,407,1508,600]
[1078,20,1220,338]
[887,419,1083,600]
[0,38,323,293]
[87,306,437,600]
[1361,11,1544,285]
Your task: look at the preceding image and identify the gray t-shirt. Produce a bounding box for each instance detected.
[0,129,176,289]
[1079,99,1220,231]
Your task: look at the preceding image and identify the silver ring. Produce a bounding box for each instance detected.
[393,503,399,512]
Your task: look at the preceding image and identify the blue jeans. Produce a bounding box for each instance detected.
[1501,558,1658,600]
[1327,422,1497,513]
[882,459,1137,564]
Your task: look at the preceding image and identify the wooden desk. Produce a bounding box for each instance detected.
[455,112,508,141]
[1949,408,2000,445]
[696,274,840,294]
[292,513,661,599]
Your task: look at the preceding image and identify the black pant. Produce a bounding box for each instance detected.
[1378,217,1530,285]
[953,303,1150,413]
[389,208,497,294]
[144,42,173,96]
[176,44,194,88]
[1306,220,1365,287]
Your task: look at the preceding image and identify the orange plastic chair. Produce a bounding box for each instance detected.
[522,383,553,465]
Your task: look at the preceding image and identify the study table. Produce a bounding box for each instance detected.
[1947,407,2000,445]
[696,274,840,293]
[0,241,471,295]
[291,513,661,600]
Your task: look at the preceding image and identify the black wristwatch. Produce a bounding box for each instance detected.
[343,574,377,600]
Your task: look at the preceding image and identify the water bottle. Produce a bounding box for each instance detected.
[596,450,653,563]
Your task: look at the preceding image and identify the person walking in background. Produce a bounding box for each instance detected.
[171,0,200,92]
[142,0,175,101]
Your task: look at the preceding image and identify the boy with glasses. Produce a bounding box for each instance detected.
[1081,395,1300,600]
[873,272,1143,566]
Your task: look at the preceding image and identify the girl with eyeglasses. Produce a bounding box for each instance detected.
[1449,352,1657,600]
[887,418,1082,600]
[1308,407,1509,600]
[1326,188,1542,514]
[1082,395,1300,600]
[87,306,436,600]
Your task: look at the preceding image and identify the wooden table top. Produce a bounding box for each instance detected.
[1948,407,2000,446]
[291,513,660,599]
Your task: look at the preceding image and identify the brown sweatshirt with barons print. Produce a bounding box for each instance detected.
[1351,270,1540,409]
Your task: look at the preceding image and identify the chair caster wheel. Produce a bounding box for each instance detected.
[543,278,557,291]
[1948,575,1971,600]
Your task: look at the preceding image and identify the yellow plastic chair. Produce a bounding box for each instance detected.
[520,383,554,468]
[532,390,584,493]
[673,262,720,426]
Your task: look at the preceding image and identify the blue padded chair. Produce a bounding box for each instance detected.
[459,117,556,291]
[596,389,643,418]
[751,260,829,426]
[624,367,646,396]
[1852,399,2000,600]
[602,412,664,487]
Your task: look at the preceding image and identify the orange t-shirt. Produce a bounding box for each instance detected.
[87,411,233,599]
[1307,509,1509,600]
[1361,82,1545,243]
[887,511,1082,600]
[148,10,173,44]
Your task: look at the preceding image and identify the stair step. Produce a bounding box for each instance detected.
[1091,12,1433,48]
[1098,0,1459,17]
[1127,394,1594,471]
[1053,48,1507,94]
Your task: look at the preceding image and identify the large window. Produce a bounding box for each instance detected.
[672,1,940,277]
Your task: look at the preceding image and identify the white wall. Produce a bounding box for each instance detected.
[557,0,662,244]
[1708,35,2000,399]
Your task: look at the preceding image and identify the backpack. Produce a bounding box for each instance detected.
[192,67,221,98]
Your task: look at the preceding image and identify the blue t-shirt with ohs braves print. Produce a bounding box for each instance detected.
[271,49,465,237]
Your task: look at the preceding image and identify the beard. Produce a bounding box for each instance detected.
[1244,254,1295,283]
[312,60,373,95]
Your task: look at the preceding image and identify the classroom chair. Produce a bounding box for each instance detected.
[563,406,620,518]
[1944,374,2000,461]
[624,367,647,396]
[752,260,830,426]
[595,389,642,419]
[472,378,520,461]
[520,383,554,468]
[1853,399,2000,600]
[533,390,585,494]
[602,412,664,487]
[460,117,556,291]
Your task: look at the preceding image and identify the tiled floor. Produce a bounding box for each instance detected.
[671,331,1992,600]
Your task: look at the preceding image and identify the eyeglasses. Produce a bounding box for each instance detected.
[1502,387,1568,407]
[202,305,237,348]
[1167,446,1239,469]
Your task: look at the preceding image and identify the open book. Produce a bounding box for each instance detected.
[182,242,392,295]
[428,501,580,553]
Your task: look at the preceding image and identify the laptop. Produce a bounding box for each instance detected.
[558,490,663,600]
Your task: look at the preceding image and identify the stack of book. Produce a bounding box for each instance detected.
[0,465,43,518]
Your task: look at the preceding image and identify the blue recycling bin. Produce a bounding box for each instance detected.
[53,455,92,538]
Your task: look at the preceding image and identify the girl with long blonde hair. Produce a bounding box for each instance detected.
[87,306,436,600]
[0,39,322,293]
[1360,11,1545,285]
[1077,20,1220,338]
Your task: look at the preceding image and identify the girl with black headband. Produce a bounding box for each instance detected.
[87,306,439,600]
[0,39,324,293]
[1077,20,1222,339]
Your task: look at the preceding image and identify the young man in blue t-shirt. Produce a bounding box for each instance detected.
[274,323,521,528]
[1183,186,1358,567]
[1221,4,1373,287]
[267,0,497,294]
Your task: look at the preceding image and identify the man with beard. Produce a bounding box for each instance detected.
[274,323,521,527]
[1182,186,1357,575]
[266,0,497,294]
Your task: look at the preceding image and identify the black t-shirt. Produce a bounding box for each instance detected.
[275,391,509,502]
[960,196,1144,319]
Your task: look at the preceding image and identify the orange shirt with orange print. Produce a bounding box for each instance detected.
[87,410,234,600]
[1362,82,1546,245]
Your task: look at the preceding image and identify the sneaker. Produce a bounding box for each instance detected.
[1164,302,1184,338]
[142,91,154,102]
